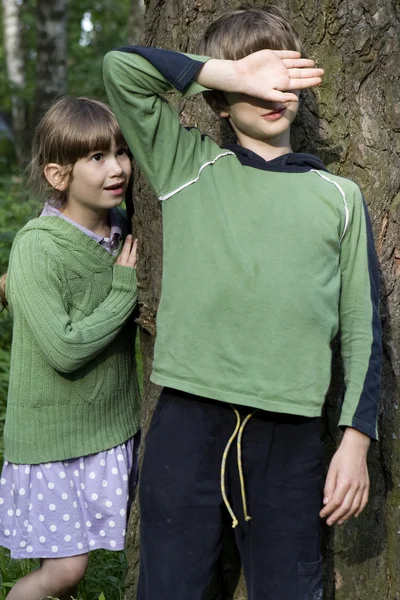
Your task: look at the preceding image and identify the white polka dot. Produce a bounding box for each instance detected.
[64,535,72,542]
[39,536,46,543]
[69,480,74,487]
[59,471,66,479]
[50,525,57,532]
[80,462,85,470]
[64,462,69,467]
[52,546,58,553]
[100,459,106,467]
[62,493,68,500]
[77,490,81,497]
[86,521,92,527]
[48,482,55,490]
[11,484,15,490]
[73,501,78,508]
[123,474,128,481]
[45,463,52,468]
[75,522,81,529]
[80,483,85,490]
[89,540,95,547]
[39,515,45,522]
[109,520,115,528]
[20,541,26,548]
[7,509,13,516]
[12,464,18,470]
[30,483,32,489]
[10,489,13,496]
[0,498,3,505]
[105,500,112,508]
[37,493,43,501]
[77,542,83,550]
[4,461,8,465]
[74,470,79,477]
[111,468,118,475]
[19,488,26,496]
[91,493,98,501]
[120,509,126,516]
[16,509,21,516]
[116,488,122,496]
[36,472,43,480]
[27,525,33,532]
[26,545,33,553]
[102,480,108,488]
[117,454,124,462]
[95,513,102,519]
[49,504,56,511]
[12,529,17,536]
[24,467,30,474]
[110,540,116,548]
[108,448,114,455]
[84,502,88,509]
[100,529,105,537]
[0,478,6,485]
[28,503,33,511]
[121,443,126,449]
[63,514,70,522]
[122,529,126,536]
[24,520,28,527]
[4,529,10,536]
[89,472,96,480]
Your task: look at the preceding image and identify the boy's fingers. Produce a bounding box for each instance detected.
[288,77,323,89]
[268,90,299,103]
[287,67,324,79]
[274,50,301,59]
[338,489,364,524]
[355,486,369,517]
[282,58,317,69]
[325,484,358,525]
[320,480,348,518]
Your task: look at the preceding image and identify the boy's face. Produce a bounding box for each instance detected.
[220,92,299,148]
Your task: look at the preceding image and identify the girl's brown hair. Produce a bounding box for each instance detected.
[197,4,305,112]
[28,96,128,206]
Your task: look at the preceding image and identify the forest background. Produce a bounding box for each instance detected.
[1,0,400,599]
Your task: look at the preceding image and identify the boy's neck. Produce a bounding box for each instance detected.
[235,130,293,163]
[61,203,110,237]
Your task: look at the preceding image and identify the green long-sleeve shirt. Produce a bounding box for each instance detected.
[104,47,381,439]
[4,212,140,464]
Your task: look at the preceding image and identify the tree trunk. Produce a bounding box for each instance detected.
[1,0,28,165]
[34,0,67,124]
[125,1,400,599]
[128,0,145,45]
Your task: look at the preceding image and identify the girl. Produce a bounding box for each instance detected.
[0,97,140,600]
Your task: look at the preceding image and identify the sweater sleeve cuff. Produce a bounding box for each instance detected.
[339,416,379,441]
[112,264,137,293]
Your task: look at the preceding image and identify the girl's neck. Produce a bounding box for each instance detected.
[61,202,110,237]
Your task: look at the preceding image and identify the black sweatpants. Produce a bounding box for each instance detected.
[138,388,323,600]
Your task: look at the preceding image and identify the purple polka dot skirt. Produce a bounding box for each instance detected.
[0,433,140,558]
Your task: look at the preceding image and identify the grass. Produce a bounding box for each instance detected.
[0,176,143,599]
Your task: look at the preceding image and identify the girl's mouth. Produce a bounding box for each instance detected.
[262,108,286,121]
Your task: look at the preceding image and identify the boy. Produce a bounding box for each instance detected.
[103,5,381,599]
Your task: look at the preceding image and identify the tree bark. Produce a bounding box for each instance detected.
[125,1,400,598]
[1,0,27,165]
[34,0,67,124]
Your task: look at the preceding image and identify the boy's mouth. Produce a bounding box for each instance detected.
[261,107,286,121]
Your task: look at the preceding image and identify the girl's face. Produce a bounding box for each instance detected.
[66,138,132,213]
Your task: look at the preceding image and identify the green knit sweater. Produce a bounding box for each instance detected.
[4,213,140,464]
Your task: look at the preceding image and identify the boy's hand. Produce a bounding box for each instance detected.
[233,50,324,103]
[320,428,370,526]
[196,50,324,104]
[116,235,138,269]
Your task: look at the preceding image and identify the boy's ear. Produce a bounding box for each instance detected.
[44,163,69,191]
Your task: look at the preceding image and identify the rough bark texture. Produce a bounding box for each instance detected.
[2,0,28,165]
[125,1,400,598]
[34,0,67,124]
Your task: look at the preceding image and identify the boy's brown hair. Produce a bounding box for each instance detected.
[197,4,304,113]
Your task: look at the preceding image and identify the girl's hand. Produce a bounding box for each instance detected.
[233,50,324,103]
[116,235,138,269]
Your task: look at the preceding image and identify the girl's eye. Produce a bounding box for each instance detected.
[117,147,128,156]
[91,153,103,162]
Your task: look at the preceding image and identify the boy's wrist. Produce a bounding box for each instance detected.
[341,427,371,452]
[194,58,238,93]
